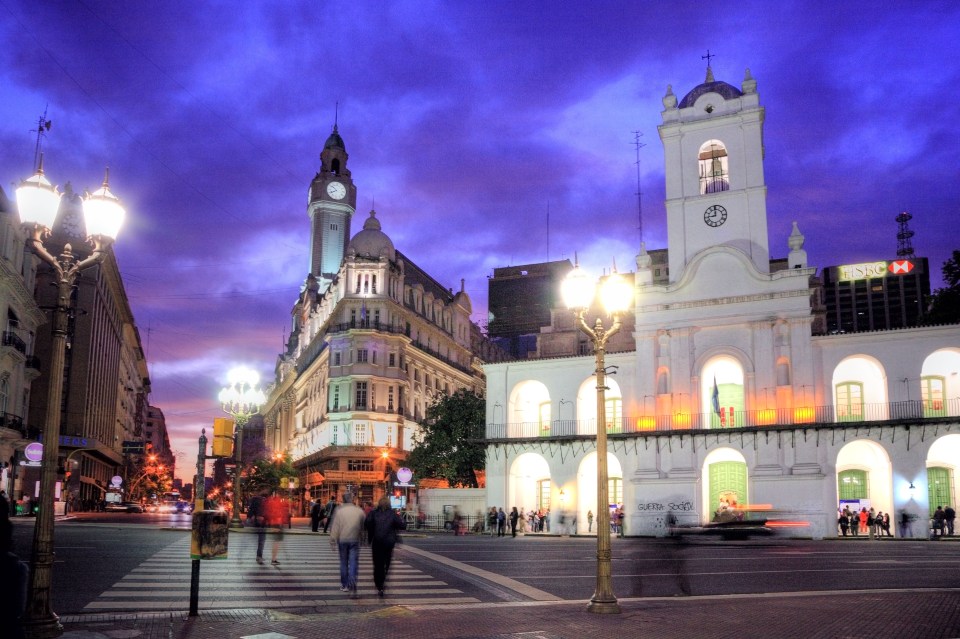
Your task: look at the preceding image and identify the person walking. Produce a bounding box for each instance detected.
[310,499,323,533]
[932,506,946,538]
[587,509,594,533]
[496,507,506,537]
[509,507,519,537]
[838,509,849,537]
[263,491,286,564]
[365,496,406,597]
[322,496,337,533]
[247,488,268,564]
[329,492,366,597]
[944,505,956,536]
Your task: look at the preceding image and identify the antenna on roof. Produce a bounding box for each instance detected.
[31,106,53,172]
[896,210,915,258]
[632,131,646,245]
[546,201,550,262]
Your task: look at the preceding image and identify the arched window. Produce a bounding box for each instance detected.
[698,140,729,194]
[835,382,864,422]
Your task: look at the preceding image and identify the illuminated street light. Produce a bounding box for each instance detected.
[219,365,266,528]
[17,158,125,638]
[562,261,632,615]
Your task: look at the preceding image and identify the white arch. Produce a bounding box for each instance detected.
[508,380,551,436]
[921,348,960,417]
[701,356,746,428]
[507,452,551,515]
[575,451,624,536]
[575,376,623,433]
[832,355,888,420]
[836,439,893,517]
[701,447,747,519]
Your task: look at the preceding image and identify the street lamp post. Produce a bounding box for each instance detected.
[16,159,125,639]
[562,262,632,615]
[219,366,266,528]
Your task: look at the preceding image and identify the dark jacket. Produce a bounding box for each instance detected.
[365,508,405,546]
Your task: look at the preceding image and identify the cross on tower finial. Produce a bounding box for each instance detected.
[701,49,716,82]
[334,101,339,131]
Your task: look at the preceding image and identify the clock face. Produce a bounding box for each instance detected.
[326,181,346,200]
[704,204,727,227]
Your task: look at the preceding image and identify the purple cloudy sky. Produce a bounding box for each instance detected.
[1,1,957,482]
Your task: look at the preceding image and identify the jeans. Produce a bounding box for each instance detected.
[338,541,360,590]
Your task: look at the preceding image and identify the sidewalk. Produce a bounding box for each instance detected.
[59,589,960,639]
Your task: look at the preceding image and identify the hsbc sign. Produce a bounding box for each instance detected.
[838,260,915,281]
[888,260,914,275]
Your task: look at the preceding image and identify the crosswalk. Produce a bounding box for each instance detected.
[84,533,480,611]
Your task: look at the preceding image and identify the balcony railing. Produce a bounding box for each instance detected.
[2,332,26,354]
[481,397,960,440]
[24,355,41,372]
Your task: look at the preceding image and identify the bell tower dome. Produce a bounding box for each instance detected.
[658,65,769,282]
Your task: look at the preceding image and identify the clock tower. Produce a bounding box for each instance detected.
[658,66,769,283]
[308,123,357,289]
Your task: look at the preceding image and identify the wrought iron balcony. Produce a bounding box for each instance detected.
[2,331,26,354]
[479,397,960,441]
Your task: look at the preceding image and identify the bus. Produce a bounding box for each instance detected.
[158,490,184,513]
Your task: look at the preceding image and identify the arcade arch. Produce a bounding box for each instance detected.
[702,356,745,428]
[509,380,551,436]
[926,434,960,517]
[831,356,887,422]
[576,376,624,433]
[575,451,624,535]
[836,439,892,519]
[702,447,748,520]
[507,452,552,514]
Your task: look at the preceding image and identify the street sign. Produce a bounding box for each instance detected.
[122,440,145,454]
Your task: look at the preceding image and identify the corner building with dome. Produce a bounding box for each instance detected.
[482,65,960,538]
[261,126,503,508]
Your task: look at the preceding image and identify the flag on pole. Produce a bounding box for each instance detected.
[711,376,721,416]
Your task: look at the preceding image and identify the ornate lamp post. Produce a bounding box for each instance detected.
[17,158,125,638]
[219,365,266,528]
[562,262,632,615]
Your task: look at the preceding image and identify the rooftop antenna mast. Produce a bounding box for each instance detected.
[896,209,915,259]
[546,201,550,262]
[632,131,646,244]
[31,107,53,171]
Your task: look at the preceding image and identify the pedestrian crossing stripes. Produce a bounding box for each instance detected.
[83,533,480,611]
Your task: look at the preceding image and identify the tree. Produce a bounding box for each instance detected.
[406,388,486,488]
[244,452,296,495]
[926,250,960,325]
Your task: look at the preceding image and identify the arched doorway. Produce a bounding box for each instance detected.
[927,434,960,518]
[576,451,624,535]
[702,447,748,520]
[836,439,892,526]
[508,452,551,516]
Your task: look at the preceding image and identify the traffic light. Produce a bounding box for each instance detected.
[211,418,235,457]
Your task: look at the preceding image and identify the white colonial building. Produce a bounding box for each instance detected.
[483,66,960,538]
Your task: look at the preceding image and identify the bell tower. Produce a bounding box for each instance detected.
[658,65,769,282]
[308,122,357,289]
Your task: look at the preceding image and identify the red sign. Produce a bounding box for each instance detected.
[888,260,914,275]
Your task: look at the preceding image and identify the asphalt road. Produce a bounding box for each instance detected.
[8,515,960,614]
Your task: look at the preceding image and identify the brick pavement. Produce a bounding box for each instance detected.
[58,589,960,639]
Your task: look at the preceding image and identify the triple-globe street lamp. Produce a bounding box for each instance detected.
[561,261,633,615]
[219,366,266,528]
[16,158,125,638]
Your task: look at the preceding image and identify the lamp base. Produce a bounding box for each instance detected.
[22,613,63,639]
[587,598,622,614]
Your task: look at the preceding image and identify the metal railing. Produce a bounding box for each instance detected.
[2,331,26,354]
[482,397,960,440]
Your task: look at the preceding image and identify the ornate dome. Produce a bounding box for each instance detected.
[678,67,743,108]
[324,124,346,151]
[347,210,395,260]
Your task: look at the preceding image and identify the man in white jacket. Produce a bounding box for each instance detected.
[328,492,366,596]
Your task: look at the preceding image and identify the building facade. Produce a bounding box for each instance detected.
[262,126,501,509]
[0,186,46,499]
[26,186,151,511]
[821,257,930,333]
[482,66,960,538]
